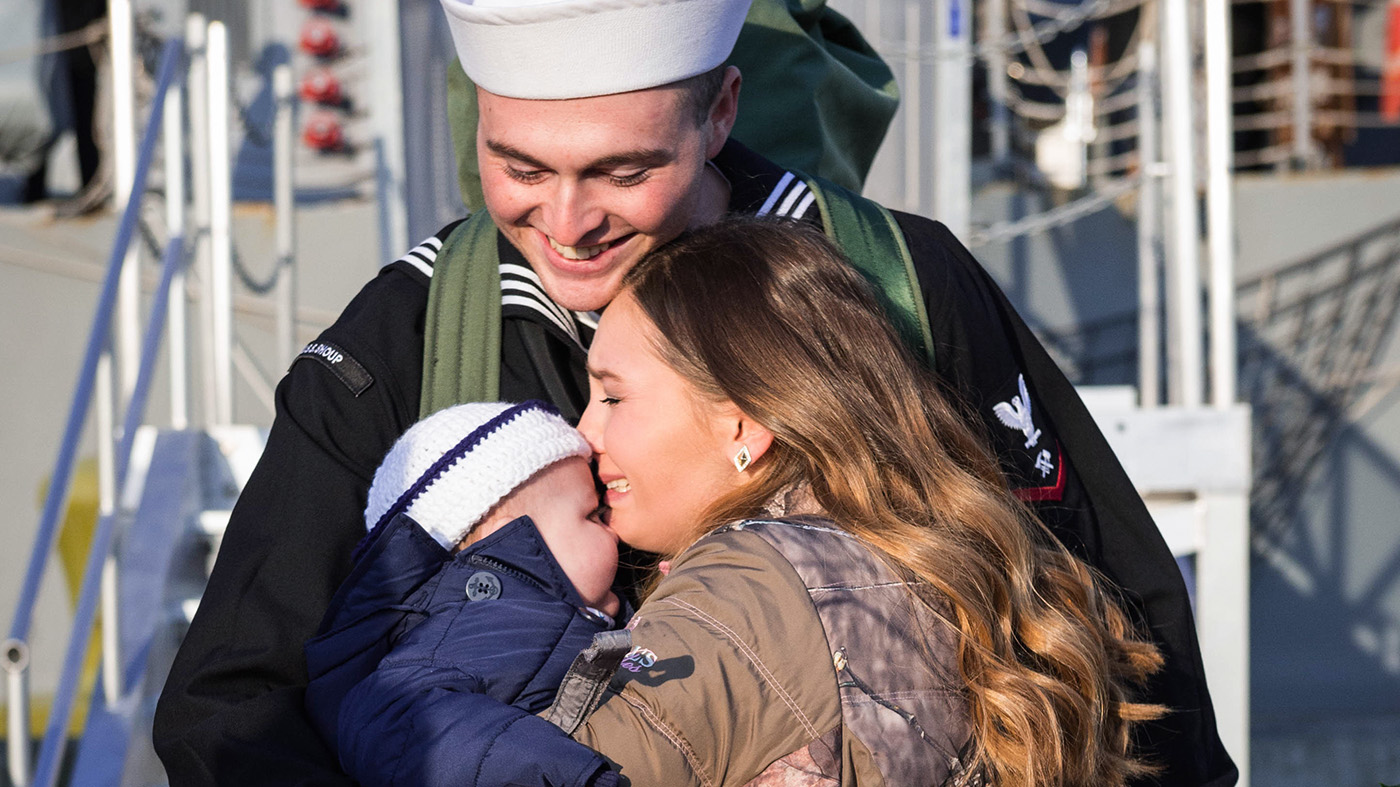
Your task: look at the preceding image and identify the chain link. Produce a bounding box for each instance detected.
[967,176,1140,247]
[873,0,1146,64]
[230,242,282,295]
[978,0,1143,60]
[137,216,166,260]
[231,91,275,148]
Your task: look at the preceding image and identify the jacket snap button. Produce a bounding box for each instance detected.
[465,571,502,601]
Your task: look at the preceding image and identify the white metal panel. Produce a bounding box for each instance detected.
[1080,388,1251,784]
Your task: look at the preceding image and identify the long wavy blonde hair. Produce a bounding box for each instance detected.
[621,217,1165,787]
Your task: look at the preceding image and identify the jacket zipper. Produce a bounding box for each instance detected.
[467,553,546,593]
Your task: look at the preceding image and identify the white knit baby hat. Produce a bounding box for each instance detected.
[365,401,592,549]
[438,0,753,100]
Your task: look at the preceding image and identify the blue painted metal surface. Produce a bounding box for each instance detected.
[67,430,206,787]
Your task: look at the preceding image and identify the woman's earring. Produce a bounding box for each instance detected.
[733,445,752,472]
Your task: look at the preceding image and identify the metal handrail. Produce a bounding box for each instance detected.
[3,39,177,650]
[1236,215,1400,292]
[3,37,183,787]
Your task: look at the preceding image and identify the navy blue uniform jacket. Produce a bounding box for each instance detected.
[304,513,617,787]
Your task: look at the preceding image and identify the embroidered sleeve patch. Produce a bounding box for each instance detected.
[293,340,374,397]
[990,372,1066,502]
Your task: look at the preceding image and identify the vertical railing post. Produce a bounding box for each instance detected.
[1066,49,1094,189]
[984,0,1011,165]
[207,21,234,426]
[4,639,30,787]
[1161,0,1203,406]
[187,15,215,427]
[366,1,409,262]
[166,67,189,430]
[902,0,923,215]
[1204,0,1247,772]
[274,64,299,364]
[1205,0,1238,409]
[96,346,121,706]
[101,555,122,703]
[1137,32,1162,408]
[1289,0,1314,167]
[111,0,139,406]
[932,0,972,240]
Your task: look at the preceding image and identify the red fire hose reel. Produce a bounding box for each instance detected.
[302,112,346,151]
[299,19,341,58]
[300,69,344,105]
[299,3,352,150]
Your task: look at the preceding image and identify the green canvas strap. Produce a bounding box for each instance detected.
[420,210,502,418]
[800,174,936,368]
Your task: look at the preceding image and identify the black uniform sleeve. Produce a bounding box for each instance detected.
[893,212,1239,787]
[153,262,429,786]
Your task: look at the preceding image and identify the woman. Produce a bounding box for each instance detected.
[571,217,1163,787]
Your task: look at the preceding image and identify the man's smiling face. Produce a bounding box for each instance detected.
[475,76,735,312]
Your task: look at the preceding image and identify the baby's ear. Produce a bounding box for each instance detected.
[451,524,479,553]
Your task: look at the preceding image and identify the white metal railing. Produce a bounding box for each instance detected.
[3,14,300,786]
[6,42,184,787]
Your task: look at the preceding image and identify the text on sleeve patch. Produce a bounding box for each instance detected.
[293,341,374,397]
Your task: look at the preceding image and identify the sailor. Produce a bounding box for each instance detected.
[154,1,1237,785]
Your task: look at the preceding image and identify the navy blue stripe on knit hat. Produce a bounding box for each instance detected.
[355,400,591,561]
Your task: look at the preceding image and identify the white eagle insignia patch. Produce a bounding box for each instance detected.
[993,373,1042,449]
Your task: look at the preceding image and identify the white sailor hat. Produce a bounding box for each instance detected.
[439,0,752,100]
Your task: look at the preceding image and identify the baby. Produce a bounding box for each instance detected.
[304,401,624,787]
